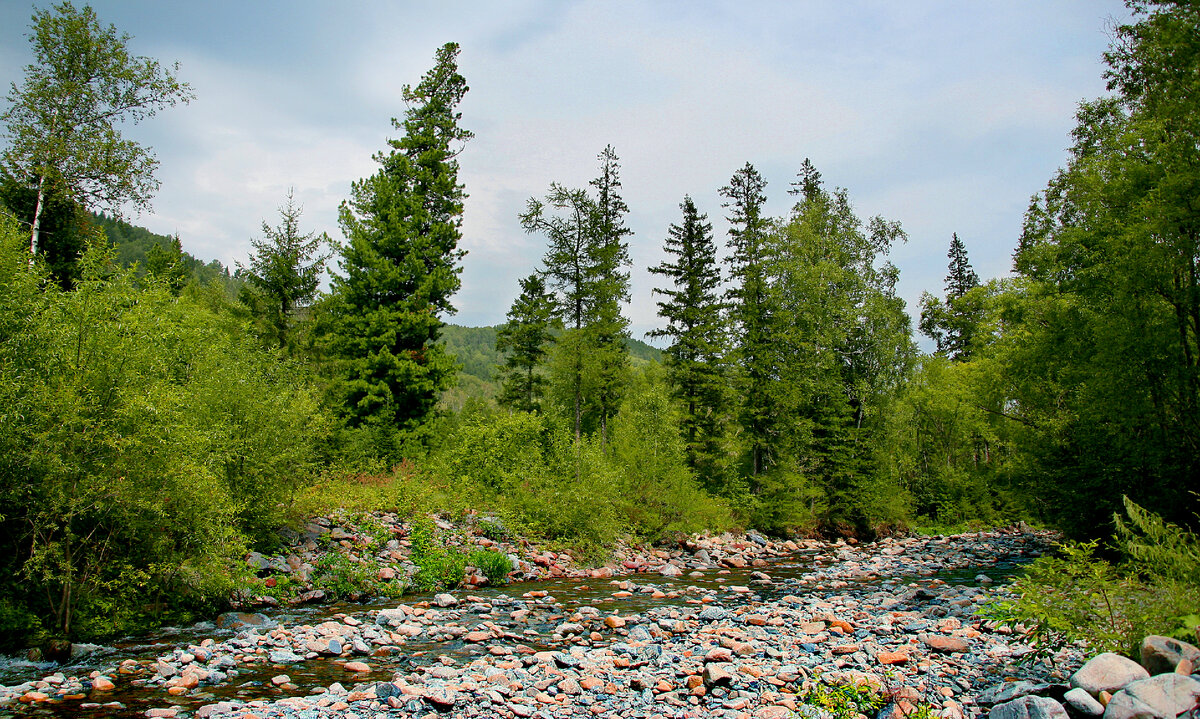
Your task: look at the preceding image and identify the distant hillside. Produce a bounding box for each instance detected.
[438,324,663,410]
[92,212,241,293]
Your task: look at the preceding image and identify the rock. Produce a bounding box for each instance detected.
[215,612,274,631]
[1063,687,1104,716]
[702,663,734,688]
[91,677,115,692]
[1140,635,1200,676]
[270,674,290,686]
[877,650,909,665]
[1071,653,1150,697]
[268,650,303,664]
[604,615,626,629]
[343,661,371,672]
[659,563,683,577]
[556,622,585,635]
[754,707,793,719]
[1103,674,1200,719]
[145,710,179,718]
[922,634,971,653]
[463,631,491,643]
[433,593,458,607]
[988,695,1069,719]
[698,606,729,621]
[978,682,1055,706]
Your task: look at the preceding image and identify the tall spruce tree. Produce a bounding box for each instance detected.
[720,162,773,479]
[585,145,632,446]
[326,42,470,434]
[495,273,557,413]
[919,233,982,361]
[648,195,729,487]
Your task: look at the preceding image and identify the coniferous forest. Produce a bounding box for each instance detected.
[1,0,1198,652]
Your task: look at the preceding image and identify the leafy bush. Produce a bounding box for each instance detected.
[408,516,467,591]
[312,553,383,600]
[469,549,513,585]
[980,498,1200,657]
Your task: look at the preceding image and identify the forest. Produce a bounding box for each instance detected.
[0,0,1198,649]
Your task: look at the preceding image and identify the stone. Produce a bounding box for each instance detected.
[702,663,734,688]
[988,695,1069,719]
[922,634,971,653]
[91,677,115,691]
[463,631,491,643]
[877,651,909,665]
[1103,674,1200,719]
[1140,635,1200,676]
[215,611,274,631]
[434,593,458,607]
[270,674,290,686]
[754,707,793,719]
[1062,687,1104,716]
[1071,653,1150,697]
[343,661,371,672]
[659,564,683,577]
[604,615,625,629]
[978,682,1055,706]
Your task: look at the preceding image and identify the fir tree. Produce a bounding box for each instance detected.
[585,145,632,446]
[239,188,330,350]
[496,273,557,413]
[720,162,773,478]
[648,195,729,487]
[919,233,981,361]
[326,42,471,434]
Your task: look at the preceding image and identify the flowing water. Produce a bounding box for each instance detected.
[0,543,1034,718]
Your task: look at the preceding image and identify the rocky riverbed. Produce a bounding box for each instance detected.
[0,526,1094,719]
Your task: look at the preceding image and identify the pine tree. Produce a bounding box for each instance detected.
[720,162,773,479]
[496,273,557,413]
[648,195,729,487]
[239,188,330,350]
[326,42,471,433]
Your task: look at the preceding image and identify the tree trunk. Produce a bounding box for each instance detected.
[30,174,47,263]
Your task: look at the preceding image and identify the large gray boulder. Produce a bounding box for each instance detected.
[1071,652,1151,696]
[1103,674,1200,719]
[989,695,1070,719]
[1140,635,1200,676]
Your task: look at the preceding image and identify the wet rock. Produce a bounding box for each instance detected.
[433,593,458,607]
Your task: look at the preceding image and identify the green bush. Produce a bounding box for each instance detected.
[312,553,384,600]
[980,498,1200,657]
[469,549,513,585]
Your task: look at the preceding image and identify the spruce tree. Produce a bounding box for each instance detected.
[239,189,330,350]
[585,145,632,446]
[648,195,728,487]
[326,42,471,433]
[496,273,557,413]
[720,162,773,479]
[919,233,981,361]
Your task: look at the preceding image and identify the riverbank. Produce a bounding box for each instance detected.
[0,526,1081,719]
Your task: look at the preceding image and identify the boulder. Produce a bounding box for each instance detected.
[1071,653,1150,697]
[1103,674,1200,719]
[988,695,1069,719]
[1140,635,1200,676]
[1062,687,1104,717]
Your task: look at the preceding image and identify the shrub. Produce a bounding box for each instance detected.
[469,549,513,585]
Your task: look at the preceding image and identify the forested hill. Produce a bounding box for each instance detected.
[92,211,241,292]
[438,323,663,409]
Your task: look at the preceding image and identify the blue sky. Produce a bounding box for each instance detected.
[0,1,1130,342]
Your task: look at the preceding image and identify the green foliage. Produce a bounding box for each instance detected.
[982,501,1199,658]
[313,553,385,601]
[648,196,732,491]
[324,42,470,440]
[0,217,328,641]
[496,274,558,412]
[1,1,192,257]
[468,549,512,585]
[408,516,466,592]
[919,233,982,361]
[238,189,330,350]
[1005,0,1200,537]
[796,678,890,719]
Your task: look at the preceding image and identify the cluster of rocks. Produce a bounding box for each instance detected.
[235,512,806,608]
[983,635,1200,719]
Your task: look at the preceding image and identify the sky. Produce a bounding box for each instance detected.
[0,1,1131,344]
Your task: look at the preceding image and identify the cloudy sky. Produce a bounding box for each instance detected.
[0,1,1129,343]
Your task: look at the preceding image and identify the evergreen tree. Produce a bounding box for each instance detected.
[584,145,633,446]
[919,233,982,361]
[648,196,729,488]
[520,184,594,438]
[720,162,773,479]
[326,42,471,435]
[496,273,557,413]
[239,189,330,350]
